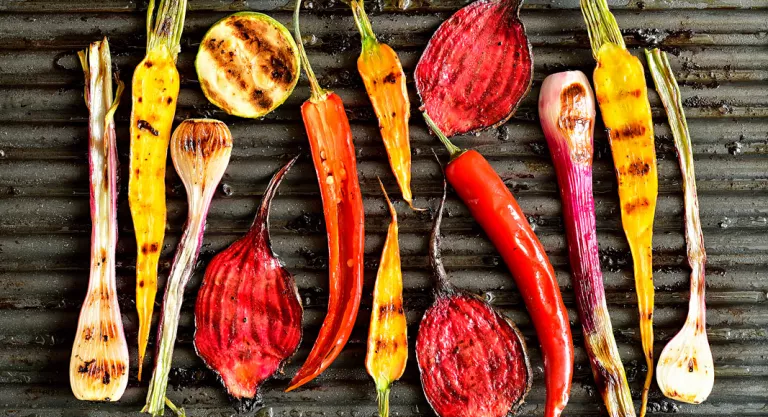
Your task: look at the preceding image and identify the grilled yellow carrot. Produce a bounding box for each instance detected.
[580,1,658,415]
[365,180,407,417]
[129,0,187,380]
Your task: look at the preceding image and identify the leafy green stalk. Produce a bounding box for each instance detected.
[580,0,625,57]
[146,0,188,62]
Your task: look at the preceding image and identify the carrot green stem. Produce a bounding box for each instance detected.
[351,0,378,48]
[580,0,625,57]
[422,112,461,158]
[293,0,328,102]
[146,0,188,62]
[377,385,391,417]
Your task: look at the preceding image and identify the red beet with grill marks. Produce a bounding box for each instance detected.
[415,0,532,137]
[194,156,303,402]
[416,180,532,417]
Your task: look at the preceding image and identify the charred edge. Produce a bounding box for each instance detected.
[201,79,225,107]
[226,18,295,86]
[608,123,646,142]
[623,197,651,215]
[78,359,96,373]
[627,160,652,176]
[142,243,160,255]
[177,120,232,158]
[383,72,398,84]
[559,82,590,133]
[137,120,160,136]
[378,302,405,317]
[252,89,273,110]
[374,338,400,354]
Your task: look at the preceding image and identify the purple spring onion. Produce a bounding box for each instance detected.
[539,71,635,417]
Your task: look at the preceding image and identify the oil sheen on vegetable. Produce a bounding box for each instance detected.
[365,180,407,417]
[539,71,635,417]
[415,0,532,137]
[195,157,303,404]
[69,38,130,403]
[580,1,658,414]
[416,181,531,417]
[351,0,414,207]
[287,0,365,391]
[129,0,187,380]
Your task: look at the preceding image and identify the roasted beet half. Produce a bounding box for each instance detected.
[416,181,532,417]
[415,0,532,137]
[194,157,303,402]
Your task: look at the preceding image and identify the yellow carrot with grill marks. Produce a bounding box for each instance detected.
[580,1,658,415]
[129,0,187,381]
[351,0,415,208]
[365,180,407,417]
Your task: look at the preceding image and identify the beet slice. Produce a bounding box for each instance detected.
[416,181,532,417]
[415,0,533,137]
[194,157,303,403]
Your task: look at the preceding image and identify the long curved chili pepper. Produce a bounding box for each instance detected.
[424,113,574,417]
[365,179,408,417]
[286,0,365,392]
[539,71,635,417]
[350,0,415,208]
[129,0,187,380]
[580,1,658,414]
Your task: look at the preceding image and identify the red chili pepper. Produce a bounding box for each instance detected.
[425,113,574,417]
[286,0,365,392]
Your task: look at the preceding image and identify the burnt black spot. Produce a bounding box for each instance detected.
[139,280,145,288]
[167,97,173,105]
[102,371,111,385]
[624,197,651,215]
[78,359,95,373]
[627,160,651,176]
[383,72,398,84]
[141,243,160,255]
[270,56,291,84]
[609,123,647,141]
[252,89,273,109]
[137,120,159,136]
[103,335,108,342]
[144,61,153,68]
[84,328,93,340]
[138,97,143,103]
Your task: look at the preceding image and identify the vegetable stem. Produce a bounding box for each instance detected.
[422,112,461,158]
[377,386,391,417]
[293,0,328,102]
[429,179,453,294]
[69,37,130,403]
[351,0,378,48]
[146,0,188,62]
[646,48,713,404]
[580,0,625,56]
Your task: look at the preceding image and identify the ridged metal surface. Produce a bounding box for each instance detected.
[0,0,767,415]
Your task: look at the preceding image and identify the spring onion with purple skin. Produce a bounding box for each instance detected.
[143,119,232,416]
[539,71,635,417]
[69,38,130,402]
[646,48,714,404]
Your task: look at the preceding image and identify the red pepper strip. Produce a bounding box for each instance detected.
[287,0,365,392]
[425,113,574,417]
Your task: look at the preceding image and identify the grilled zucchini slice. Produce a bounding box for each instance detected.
[196,12,300,118]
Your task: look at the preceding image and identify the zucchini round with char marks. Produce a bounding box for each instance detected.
[196,12,299,118]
